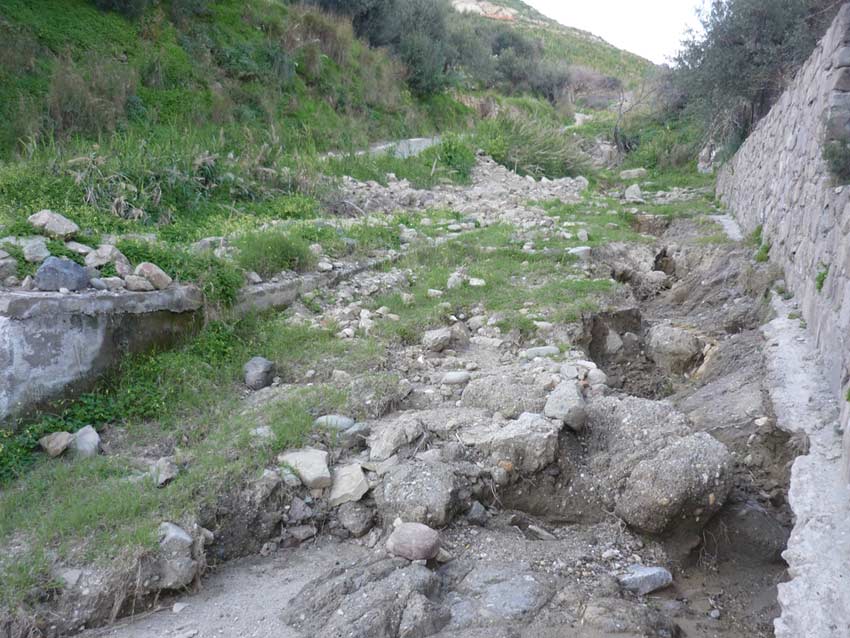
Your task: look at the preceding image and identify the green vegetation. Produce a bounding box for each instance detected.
[816,264,830,292]
[671,0,841,150]
[476,114,587,178]
[755,242,771,263]
[234,230,315,278]
[824,140,850,184]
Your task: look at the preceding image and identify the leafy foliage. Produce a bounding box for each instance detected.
[673,0,842,145]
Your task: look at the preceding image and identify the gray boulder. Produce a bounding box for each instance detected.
[646,324,703,375]
[461,373,547,419]
[69,425,100,458]
[386,522,441,560]
[423,327,452,352]
[619,168,648,180]
[244,356,275,390]
[278,448,331,489]
[27,210,79,239]
[34,257,89,292]
[543,381,587,431]
[156,522,198,590]
[459,412,562,473]
[375,462,459,527]
[337,501,375,537]
[624,184,644,203]
[615,432,733,536]
[617,564,673,595]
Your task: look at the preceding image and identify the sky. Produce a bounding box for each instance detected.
[523,0,707,65]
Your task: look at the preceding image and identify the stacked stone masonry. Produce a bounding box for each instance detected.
[717,3,850,478]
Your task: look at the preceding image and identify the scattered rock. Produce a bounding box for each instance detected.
[568,246,592,261]
[134,262,172,290]
[460,412,562,474]
[423,327,452,352]
[386,522,440,560]
[469,277,486,287]
[69,425,100,458]
[442,371,471,385]
[329,463,369,507]
[337,501,375,537]
[124,275,155,292]
[461,374,547,419]
[34,257,89,292]
[543,381,587,430]
[520,345,560,360]
[617,564,673,595]
[466,501,488,526]
[244,356,275,390]
[278,448,332,489]
[39,431,73,457]
[152,457,179,487]
[625,184,644,203]
[314,414,355,431]
[28,210,79,239]
[157,522,197,590]
[646,324,703,375]
[619,168,648,180]
[376,462,458,527]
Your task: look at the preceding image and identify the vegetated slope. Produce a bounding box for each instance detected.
[0,0,469,158]
[451,0,654,88]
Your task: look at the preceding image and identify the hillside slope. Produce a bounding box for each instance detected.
[451,0,654,87]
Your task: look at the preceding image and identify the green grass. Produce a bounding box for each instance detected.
[234,230,315,278]
[755,242,771,263]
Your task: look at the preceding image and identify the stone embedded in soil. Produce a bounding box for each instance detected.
[338,422,370,449]
[442,371,471,385]
[568,246,592,261]
[459,412,562,474]
[69,425,100,458]
[157,522,197,590]
[645,324,703,375]
[278,448,332,489]
[152,457,179,487]
[376,462,458,527]
[543,380,587,430]
[34,256,89,292]
[337,501,375,537]
[520,345,561,360]
[423,327,453,352]
[39,431,73,457]
[386,522,441,560]
[28,210,79,239]
[461,374,547,419]
[368,412,425,461]
[243,356,275,390]
[314,414,355,431]
[615,432,733,536]
[625,184,644,203]
[329,463,369,507]
[617,564,673,595]
[135,262,173,290]
[467,501,488,526]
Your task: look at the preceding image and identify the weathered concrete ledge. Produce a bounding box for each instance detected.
[0,249,403,427]
[0,286,204,425]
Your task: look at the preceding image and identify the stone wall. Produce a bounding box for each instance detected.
[717,3,850,477]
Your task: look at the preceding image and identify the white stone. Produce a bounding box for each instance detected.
[328,463,369,507]
[278,448,331,489]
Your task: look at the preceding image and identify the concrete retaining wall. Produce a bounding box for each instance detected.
[0,287,203,425]
[717,3,850,477]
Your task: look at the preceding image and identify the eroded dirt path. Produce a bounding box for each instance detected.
[79,169,806,638]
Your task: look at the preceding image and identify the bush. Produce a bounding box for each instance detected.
[92,0,150,18]
[824,140,850,183]
[476,115,588,179]
[425,134,476,180]
[235,230,315,278]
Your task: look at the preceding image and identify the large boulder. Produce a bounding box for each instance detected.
[461,373,547,418]
[459,412,562,473]
[615,432,733,536]
[28,210,79,239]
[386,522,441,560]
[646,324,703,375]
[283,559,447,638]
[375,462,459,527]
[543,381,587,431]
[134,262,172,290]
[34,257,89,292]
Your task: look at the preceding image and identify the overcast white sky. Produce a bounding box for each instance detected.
[524,0,708,64]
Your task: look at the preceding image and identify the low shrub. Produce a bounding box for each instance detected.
[824,140,850,184]
[234,229,315,277]
[475,114,588,179]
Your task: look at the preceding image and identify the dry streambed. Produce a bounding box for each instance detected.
[3,170,807,638]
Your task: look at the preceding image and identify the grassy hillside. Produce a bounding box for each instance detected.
[453,0,654,87]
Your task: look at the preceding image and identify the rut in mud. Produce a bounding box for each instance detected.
[37,173,805,638]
